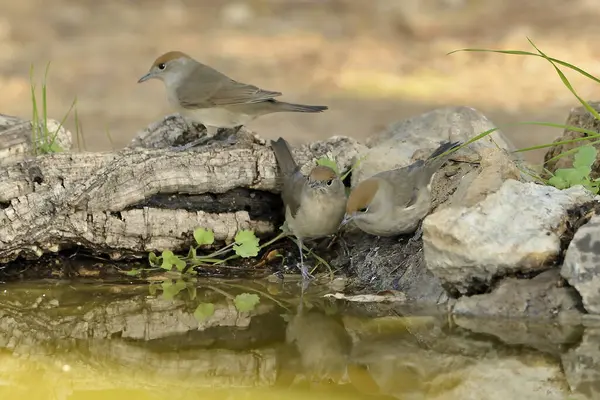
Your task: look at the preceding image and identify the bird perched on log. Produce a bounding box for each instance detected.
[138,51,328,150]
[342,140,462,236]
[270,137,347,280]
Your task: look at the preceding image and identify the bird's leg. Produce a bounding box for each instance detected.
[407,222,424,246]
[325,234,339,250]
[296,238,313,281]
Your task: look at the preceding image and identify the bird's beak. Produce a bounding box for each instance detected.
[137,72,153,83]
[339,213,354,229]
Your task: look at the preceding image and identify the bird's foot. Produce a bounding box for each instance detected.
[299,263,315,281]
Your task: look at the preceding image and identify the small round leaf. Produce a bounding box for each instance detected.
[194,228,215,246]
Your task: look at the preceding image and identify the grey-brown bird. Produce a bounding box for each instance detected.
[271,137,347,280]
[138,51,328,149]
[342,141,461,237]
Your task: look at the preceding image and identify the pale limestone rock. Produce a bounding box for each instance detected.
[561,213,600,314]
[423,180,597,295]
[352,106,517,187]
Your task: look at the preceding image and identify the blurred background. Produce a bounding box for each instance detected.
[1,0,599,162]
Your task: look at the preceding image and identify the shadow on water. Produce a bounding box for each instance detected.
[0,279,598,399]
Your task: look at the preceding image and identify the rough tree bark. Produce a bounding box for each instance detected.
[0,114,362,263]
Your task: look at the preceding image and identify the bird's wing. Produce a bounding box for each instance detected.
[176,64,282,109]
[374,161,425,208]
[376,142,459,209]
[281,171,306,218]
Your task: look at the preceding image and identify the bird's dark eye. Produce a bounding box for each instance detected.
[158,63,166,70]
[359,207,368,213]
[326,179,333,186]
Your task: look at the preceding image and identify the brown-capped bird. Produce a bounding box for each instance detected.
[271,137,347,280]
[342,140,461,236]
[138,51,328,149]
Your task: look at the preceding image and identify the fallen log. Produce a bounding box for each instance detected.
[0,114,361,264]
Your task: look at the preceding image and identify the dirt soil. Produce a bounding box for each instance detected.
[2,0,600,163]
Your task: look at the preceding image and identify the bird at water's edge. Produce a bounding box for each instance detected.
[270,137,347,281]
[342,140,462,237]
[138,51,328,149]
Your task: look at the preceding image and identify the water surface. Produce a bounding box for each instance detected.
[0,280,597,399]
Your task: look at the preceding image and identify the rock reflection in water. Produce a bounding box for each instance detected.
[0,281,598,399]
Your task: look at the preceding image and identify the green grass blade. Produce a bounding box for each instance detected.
[74,104,86,152]
[431,126,501,160]
[41,62,51,149]
[105,127,115,150]
[544,138,600,165]
[512,121,600,152]
[449,47,600,85]
[447,48,539,56]
[48,97,77,153]
[526,38,600,120]
[548,58,600,85]
[515,135,600,153]
[29,64,39,155]
[516,121,599,133]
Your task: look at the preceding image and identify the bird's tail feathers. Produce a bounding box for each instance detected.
[272,101,328,113]
[270,137,299,176]
[416,140,462,185]
[427,140,462,161]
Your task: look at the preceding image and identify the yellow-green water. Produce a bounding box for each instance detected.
[0,280,595,399]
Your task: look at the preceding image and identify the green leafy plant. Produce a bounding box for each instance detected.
[29,63,78,155]
[316,155,365,181]
[133,160,360,281]
[232,230,260,258]
[149,227,260,272]
[547,145,599,193]
[316,157,340,174]
[126,226,291,278]
[449,38,600,185]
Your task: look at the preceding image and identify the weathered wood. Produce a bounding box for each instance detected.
[0,114,362,263]
[0,114,72,165]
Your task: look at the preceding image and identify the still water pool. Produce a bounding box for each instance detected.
[0,280,596,399]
